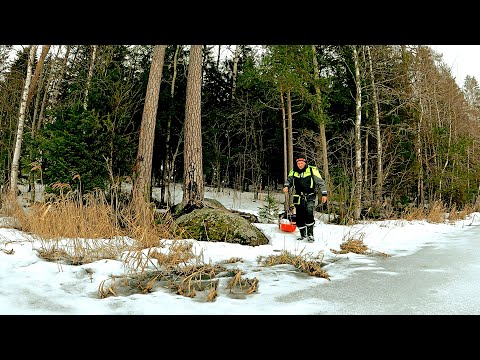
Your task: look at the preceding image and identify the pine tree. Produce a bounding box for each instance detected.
[258,194,280,223]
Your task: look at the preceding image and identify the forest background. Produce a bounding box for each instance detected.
[1,45,480,224]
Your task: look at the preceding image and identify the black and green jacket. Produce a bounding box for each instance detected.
[284,164,327,197]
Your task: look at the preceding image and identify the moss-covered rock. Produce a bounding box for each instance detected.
[175,208,269,246]
[170,197,226,219]
[203,198,226,209]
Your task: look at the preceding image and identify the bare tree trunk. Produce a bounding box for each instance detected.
[169,126,184,202]
[311,45,331,206]
[10,45,37,195]
[216,45,221,69]
[279,85,287,182]
[287,90,294,170]
[416,98,425,207]
[83,45,97,111]
[279,83,289,212]
[30,48,51,202]
[285,89,295,209]
[231,45,239,100]
[224,127,231,190]
[161,45,180,208]
[352,45,363,220]
[438,121,452,202]
[364,122,369,185]
[182,45,204,207]
[366,45,383,203]
[131,45,167,210]
[50,45,70,108]
[31,51,49,135]
[37,46,62,132]
[26,45,50,109]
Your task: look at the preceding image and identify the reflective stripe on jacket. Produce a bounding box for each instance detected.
[284,165,327,196]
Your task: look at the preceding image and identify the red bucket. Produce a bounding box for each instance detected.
[280,223,297,232]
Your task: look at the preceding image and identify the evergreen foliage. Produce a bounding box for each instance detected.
[258,194,280,223]
[37,105,111,192]
[1,45,479,219]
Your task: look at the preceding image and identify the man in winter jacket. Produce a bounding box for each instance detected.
[282,156,327,242]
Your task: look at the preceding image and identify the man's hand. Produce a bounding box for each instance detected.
[321,195,327,203]
[282,187,289,193]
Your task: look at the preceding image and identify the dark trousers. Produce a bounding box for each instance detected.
[294,194,315,237]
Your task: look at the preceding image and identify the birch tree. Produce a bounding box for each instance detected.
[232,45,239,100]
[352,45,363,220]
[365,45,383,203]
[10,45,37,195]
[83,45,97,111]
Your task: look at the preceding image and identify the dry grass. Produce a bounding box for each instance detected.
[2,185,476,302]
[447,203,475,221]
[331,233,390,257]
[401,200,476,224]
[2,186,260,302]
[16,189,124,239]
[98,253,228,301]
[0,191,23,227]
[226,270,259,295]
[7,186,182,266]
[221,257,243,264]
[261,249,329,279]
[332,238,370,255]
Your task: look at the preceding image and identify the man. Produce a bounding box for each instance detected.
[283,156,327,242]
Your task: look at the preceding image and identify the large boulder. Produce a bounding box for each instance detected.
[175,207,269,246]
[170,197,226,218]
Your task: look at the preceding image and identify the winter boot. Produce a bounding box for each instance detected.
[296,226,306,240]
[306,223,315,242]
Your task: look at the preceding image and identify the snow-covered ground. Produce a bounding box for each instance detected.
[1,182,479,314]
